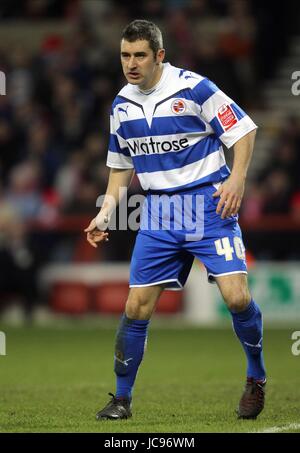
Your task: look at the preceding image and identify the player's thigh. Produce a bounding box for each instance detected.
[215,273,251,311]
[125,284,165,319]
[184,185,248,281]
[130,231,192,289]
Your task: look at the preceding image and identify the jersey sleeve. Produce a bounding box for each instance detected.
[193,78,257,148]
[106,107,134,169]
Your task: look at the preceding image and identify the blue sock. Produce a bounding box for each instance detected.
[230,299,266,381]
[114,314,149,400]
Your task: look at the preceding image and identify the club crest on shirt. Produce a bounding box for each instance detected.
[217,104,237,131]
[171,99,186,114]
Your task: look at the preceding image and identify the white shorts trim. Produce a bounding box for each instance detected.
[130,278,183,291]
[207,270,248,283]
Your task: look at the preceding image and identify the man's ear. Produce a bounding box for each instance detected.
[156,48,165,64]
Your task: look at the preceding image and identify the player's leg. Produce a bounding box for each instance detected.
[183,184,266,418]
[215,273,266,418]
[96,285,164,421]
[96,226,193,420]
[183,183,265,417]
[215,273,266,380]
[125,285,164,319]
[114,285,164,398]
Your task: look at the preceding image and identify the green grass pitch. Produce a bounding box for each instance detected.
[0,322,299,433]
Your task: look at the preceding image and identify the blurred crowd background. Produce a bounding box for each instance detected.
[0,0,300,321]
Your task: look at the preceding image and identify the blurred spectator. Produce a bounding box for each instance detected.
[0,198,39,322]
[0,0,75,19]
[193,37,242,101]
[63,179,99,214]
[262,169,293,215]
[166,9,194,68]
[25,120,63,189]
[240,182,265,221]
[4,160,58,225]
[0,117,22,184]
[54,149,86,208]
[218,0,256,105]
[291,192,300,221]
[8,47,34,107]
[5,161,43,220]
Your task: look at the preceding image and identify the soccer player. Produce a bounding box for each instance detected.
[84,20,266,420]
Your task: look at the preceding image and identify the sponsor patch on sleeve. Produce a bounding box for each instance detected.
[217,104,237,131]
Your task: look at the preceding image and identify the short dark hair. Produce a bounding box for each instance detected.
[121,20,163,55]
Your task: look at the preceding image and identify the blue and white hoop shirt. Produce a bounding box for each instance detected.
[106,63,257,288]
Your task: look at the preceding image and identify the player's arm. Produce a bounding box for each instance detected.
[84,167,135,248]
[213,129,256,219]
[193,77,257,219]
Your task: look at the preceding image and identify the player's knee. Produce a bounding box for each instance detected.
[125,295,152,319]
[125,299,141,319]
[223,287,251,312]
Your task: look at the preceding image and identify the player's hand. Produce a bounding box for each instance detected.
[213,176,245,219]
[84,215,109,248]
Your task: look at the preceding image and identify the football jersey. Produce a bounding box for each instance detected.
[106,63,257,193]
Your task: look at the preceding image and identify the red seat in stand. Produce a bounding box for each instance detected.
[157,290,183,313]
[50,282,90,314]
[93,282,183,314]
[93,282,129,314]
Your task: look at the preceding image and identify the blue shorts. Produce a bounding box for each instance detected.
[129,184,247,289]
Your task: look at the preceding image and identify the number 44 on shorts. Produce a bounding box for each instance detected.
[215,237,246,261]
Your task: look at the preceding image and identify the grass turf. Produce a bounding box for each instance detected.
[0,323,299,433]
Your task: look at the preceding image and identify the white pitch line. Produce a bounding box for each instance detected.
[251,423,300,433]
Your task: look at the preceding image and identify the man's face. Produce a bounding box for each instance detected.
[120,39,165,90]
